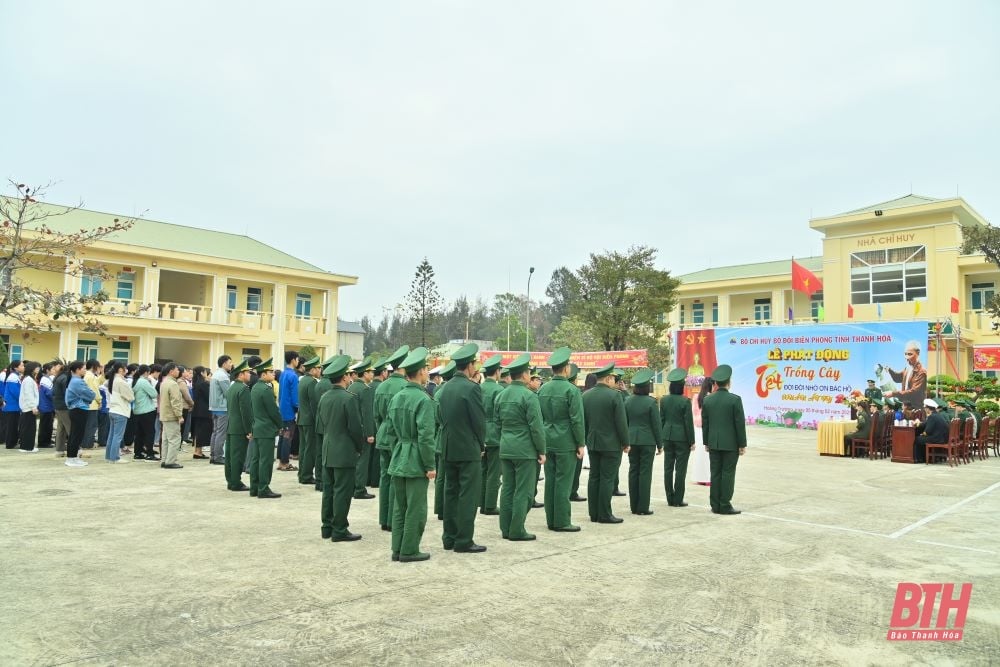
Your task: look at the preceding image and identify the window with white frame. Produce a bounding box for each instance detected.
[295,293,312,318]
[246,287,262,312]
[227,285,237,310]
[80,271,103,297]
[850,246,927,305]
[971,282,995,311]
[116,272,135,300]
[76,339,99,361]
[691,302,704,324]
[0,335,23,361]
[811,291,824,320]
[111,340,131,364]
[711,302,718,325]
[753,298,771,322]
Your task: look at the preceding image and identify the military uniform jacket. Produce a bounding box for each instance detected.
[850,411,871,439]
[701,388,747,451]
[250,381,283,440]
[481,379,504,448]
[385,382,437,477]
[438,374,486,461]
[625,394,663,447]
[297,375,318,428]
[348,379,375,439]
[582,384,629,452]
[374,374,408,451]
[659,394,694,446]
[496,381,546,460]
[432,379,450,455]
[317,384,364,467]
[312,379,334,435]
[864,387,883,401]
[537,376,585,453]
[225,382,253,436]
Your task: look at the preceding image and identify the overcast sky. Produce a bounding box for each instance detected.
[5,1,999,321]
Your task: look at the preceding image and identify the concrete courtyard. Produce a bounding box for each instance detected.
[2,425,998,666]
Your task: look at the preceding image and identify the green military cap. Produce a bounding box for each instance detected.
[503,353,532,376]
[547,346,571,368]
[500,367,511,378]
[372,357,387,373]
[254,357,274,374]
[632,368,655,385]
[451,342,479,365]
[568,363,580,382]
[350,355,373,373]
[385,345,411,370]
[401,347,429,372]
[301,356,321,370]
[613,368,624,378]
[593,362,615,378]
[229,359,250,380]
[322,354,352,379]
[440,360,457,381]
[321,354,339,369]
[871,397,884,407]
[710,364,732,383]
[666,367,687,383]
[481,354,503,373]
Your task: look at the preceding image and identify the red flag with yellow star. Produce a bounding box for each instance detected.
[675,329,718,380]
[791,259,822,297]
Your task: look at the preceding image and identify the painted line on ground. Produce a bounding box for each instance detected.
[913,539,997,555]
[887,480,1000,539]
[738,511,888,538]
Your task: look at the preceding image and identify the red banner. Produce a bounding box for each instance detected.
[480,349,648,369]
[973,345,1000,372]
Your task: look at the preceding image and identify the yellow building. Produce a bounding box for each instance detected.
[670,194,998,377]
[1,200,357,366]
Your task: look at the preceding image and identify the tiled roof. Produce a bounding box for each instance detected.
[337,319,366,334]
[678,256,822,284]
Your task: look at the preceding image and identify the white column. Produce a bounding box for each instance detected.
[273,282,286,357]
[717,294,730,326]
[146,267,161,318]
[772,289,784,324]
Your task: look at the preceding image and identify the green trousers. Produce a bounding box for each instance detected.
[314,433,324,489]
[627,445,656,513]
[499,459,535,539]
[434,452,445,519]
[481,447,501,510]
[663,440,691,506]
[534,460,541,501]
[224,434,248,490]
[709,449,739,512]
[443,458,482,549]
[587,449,622,522]
[378,449,395,527]
[368,443,381,486]
[571,455,583,496]
[297,425,316,484]
[543,450,576,529]
[391,476,429,556]
[248,436,275,495]
[321,465,355,538]
[355,443,373,495]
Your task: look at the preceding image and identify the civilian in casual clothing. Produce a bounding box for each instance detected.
[177,366,194,446]
[277,351,300,472]
[159,363,185,468]
[3,360,25,449]
[106,363,134,463]
[209,355,233,464]
[65,361,96,468]
[122,363,139,454]
[18,361,41,452]
[81,359,103,452]
[37,362,59,449]
[191,367,213,460]
[131,365,160,461]
[97,381,111,447]
[52,363,71,456]
[150,364,163,450]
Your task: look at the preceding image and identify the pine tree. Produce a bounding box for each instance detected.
[407,258,443,347]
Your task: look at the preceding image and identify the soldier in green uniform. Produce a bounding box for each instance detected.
[702,364,747,515]
[367,358,388,486]
[528,367,545,510]
[348,356,377,500]
[582,362,629,523]
[538,347,585,532]
[384,347,437,562]
[568,364,587,503]
[625,368,662,515]
[248,358,283,499]
[479,354,504,515]
[311,356,338,491]
[374,345,410,531]
[864,379,883,402]
[496,353,547,541]
[612,368,628,498]
[438,343,487,552]
[432,361,457,520]
[659,367,695,507]
[317,355,365,542]
[224,360,252,492]
[500,368,511,386]
[843,399,871,454]
[296,356,321,486]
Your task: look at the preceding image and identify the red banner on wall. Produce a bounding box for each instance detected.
[480,349,648,369]
[973,345,1000,372]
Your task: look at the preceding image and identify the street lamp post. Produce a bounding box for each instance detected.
[526,266,535,351]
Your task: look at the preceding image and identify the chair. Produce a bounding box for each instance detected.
[877,413,894,460]
[959,418,974,464]
[927,419,960,467]
[972,416,991,461]
[851,422,877,459]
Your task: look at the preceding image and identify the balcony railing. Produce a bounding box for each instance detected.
[157,302,214,323]
[284,315,328,336]
[964,309,993,332]
[98,299,147,317]
[226,309,274,331]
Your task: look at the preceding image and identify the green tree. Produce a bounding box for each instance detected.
[406,258,443,347]
[1,180,141,339]
[550,315,599,350]
[962,225,1000,318]
[297,344,317,362]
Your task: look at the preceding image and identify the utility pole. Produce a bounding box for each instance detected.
[526,266,535,351]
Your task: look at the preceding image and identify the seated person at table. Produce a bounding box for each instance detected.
[843,399,872,455]
[901,401,914,421]
[891,399,904,422]
[914,398,948,463]
[955,398,979,438]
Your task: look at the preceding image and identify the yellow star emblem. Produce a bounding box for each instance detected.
[697,333,707,344]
